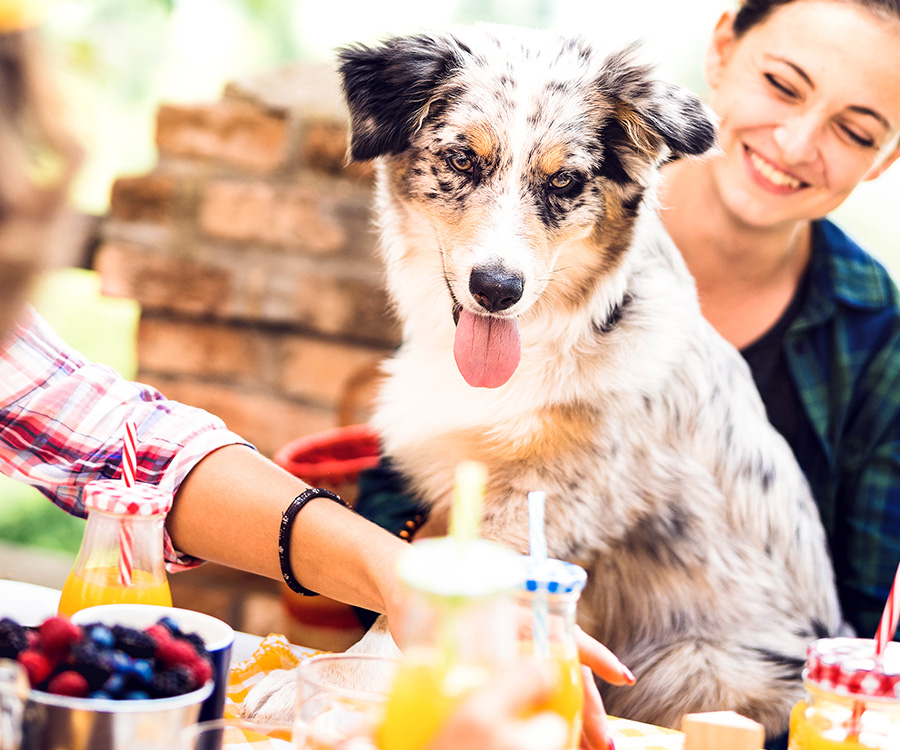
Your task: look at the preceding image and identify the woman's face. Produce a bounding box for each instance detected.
[704,0,900,229]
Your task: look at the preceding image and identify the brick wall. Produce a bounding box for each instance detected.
[94,64,399,458]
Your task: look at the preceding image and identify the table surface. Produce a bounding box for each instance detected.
[4,578,689,749]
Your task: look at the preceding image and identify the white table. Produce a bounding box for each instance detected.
[0,578,264,663]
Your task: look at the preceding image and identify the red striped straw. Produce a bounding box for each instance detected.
[119,421,138,586]
[875,560,900,655]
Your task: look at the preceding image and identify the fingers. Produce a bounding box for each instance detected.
[574,626,636,686]
[580,664,612,750]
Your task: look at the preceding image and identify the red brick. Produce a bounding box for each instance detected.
[109,174,176,223]
[199,180,362,254]
[301,121,374,182]
[156,101,289,173]
[293,269,400,346]
[138,374,335,458]
[94,242,232,317]
[137,317,265,382]
[277,336,388,408]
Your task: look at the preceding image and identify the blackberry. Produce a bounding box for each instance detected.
[150,665,195,698]
[111,625,156,659]
[0,618,26,659]
[179,631,210,659]
[68,642,114,691]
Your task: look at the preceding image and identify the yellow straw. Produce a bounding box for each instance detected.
[449,461,487,543]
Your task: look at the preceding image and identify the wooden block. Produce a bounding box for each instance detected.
[681,711,765,750]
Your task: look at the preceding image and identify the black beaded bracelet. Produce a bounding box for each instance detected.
[279,487,350,596]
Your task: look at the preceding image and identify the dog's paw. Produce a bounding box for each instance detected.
[239,668,299,724]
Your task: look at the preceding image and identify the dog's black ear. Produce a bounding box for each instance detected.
[597,43,718,161]
[338,34,463,161]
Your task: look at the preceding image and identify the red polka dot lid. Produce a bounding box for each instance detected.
[83,479,173,517]
[805,637,900,700]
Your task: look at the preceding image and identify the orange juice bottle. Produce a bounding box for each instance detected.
[59,479,173,617]
[377,537,521,750]
[788,637,900,750]
[514,557,587,749]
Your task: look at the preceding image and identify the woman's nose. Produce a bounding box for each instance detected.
[773,112,822,164]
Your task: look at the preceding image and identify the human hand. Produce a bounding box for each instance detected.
[575,626,635,750]
[423,658,569,750]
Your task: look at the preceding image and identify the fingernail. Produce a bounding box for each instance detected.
[622,665,636,684]
[608,738,616,750]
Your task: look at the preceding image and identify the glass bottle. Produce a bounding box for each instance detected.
[58,479,173,617]
[513,557,588,750]
[788,637,900,749]
[376,536,522,750]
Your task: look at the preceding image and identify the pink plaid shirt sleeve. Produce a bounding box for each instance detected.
[0,308,254,571]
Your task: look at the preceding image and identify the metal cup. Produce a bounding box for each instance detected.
[21,680,212,750]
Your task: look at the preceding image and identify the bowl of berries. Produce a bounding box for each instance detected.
[0,612,215,750]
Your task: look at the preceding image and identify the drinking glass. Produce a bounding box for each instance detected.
[294,654,399,750]
[0,660,28,750]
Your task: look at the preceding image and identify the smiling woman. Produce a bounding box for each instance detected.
[657,0,900,660]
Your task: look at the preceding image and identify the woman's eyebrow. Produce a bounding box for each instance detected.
[768,55,892,130]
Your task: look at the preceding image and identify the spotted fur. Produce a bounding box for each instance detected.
[244,26,842,738]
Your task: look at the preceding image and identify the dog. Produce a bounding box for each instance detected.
[244,25,843,738]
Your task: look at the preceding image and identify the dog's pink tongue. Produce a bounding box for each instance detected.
[453,309,521,388]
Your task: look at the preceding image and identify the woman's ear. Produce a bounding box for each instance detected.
[863,144,900,183]
[705,11,738,90]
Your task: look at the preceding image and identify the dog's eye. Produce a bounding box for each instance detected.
[549,172,573,190]
[447,152,475,174]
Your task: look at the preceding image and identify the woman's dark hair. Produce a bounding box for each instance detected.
[733,0,900,36]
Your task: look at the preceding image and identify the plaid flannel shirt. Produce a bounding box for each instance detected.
[780,219,900,638]
[0,308,253,571]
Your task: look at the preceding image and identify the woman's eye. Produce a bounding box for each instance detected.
[549,172,573,190]
[447,152,475,174]
[764,73,798,99]
[839,124,876,149]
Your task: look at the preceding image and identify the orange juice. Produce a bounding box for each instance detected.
[789,697,900,750]
[58,566,172,617]
[525,643,583,748]
[377,653,489,750]
[788,639,900,750]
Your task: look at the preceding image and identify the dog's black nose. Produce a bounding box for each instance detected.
[469,267,524,313]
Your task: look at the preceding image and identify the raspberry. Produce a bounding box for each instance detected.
[157,616,182,636]
[187,656,214,687]
[39,617,82,657]
[155,638,197,668]
[17,649,53,688]
[145,624,174,647]
[0,618,27,659]
[110,625,155,659]
[151,665,195,698]
[47,670,89,698]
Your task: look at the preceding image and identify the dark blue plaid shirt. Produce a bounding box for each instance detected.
[760,219,900,639]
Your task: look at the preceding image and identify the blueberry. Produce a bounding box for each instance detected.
[157,616,181,635]
[130,659,154,686]
[87,625,116,650]
[123,690,150,701]
[102,673,126,697]
[89,690,113,700]
[110,650,133,674]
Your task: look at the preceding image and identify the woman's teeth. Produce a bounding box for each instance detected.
[749,151,802,188]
